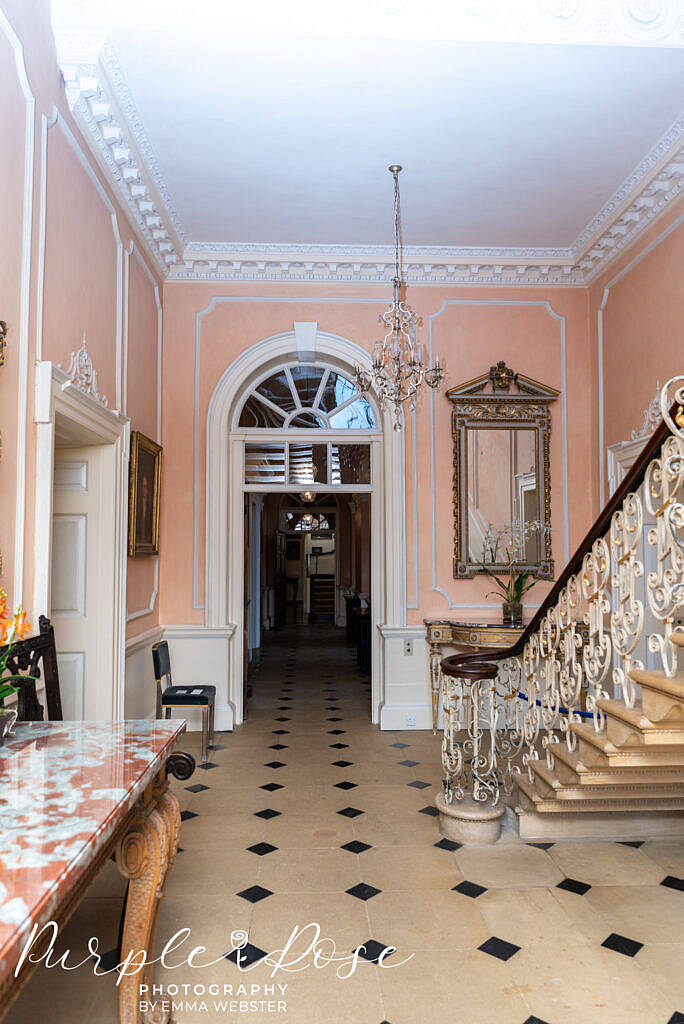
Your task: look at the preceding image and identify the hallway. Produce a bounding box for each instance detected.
[8,625,684,1023]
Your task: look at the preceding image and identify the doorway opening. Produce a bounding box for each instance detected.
[244,489,372,719]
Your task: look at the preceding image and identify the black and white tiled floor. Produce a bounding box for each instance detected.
[8,625,684,1023]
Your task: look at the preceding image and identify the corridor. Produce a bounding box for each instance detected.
[8,626,684,1023]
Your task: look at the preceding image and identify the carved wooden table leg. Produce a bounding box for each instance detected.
[115,770,181,1024]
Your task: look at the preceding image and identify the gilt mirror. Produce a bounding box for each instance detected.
[448,361,559,579]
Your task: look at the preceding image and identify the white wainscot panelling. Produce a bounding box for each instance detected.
[124,626,163,720]
[57,652,85,719]
[54,459,88,491]
[378,628,433,731]
[51,514,87,614]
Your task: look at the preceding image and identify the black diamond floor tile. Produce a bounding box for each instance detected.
[523,1017,552,1024]
[247,842,278,856]
[601,932,643,957]
[236,885,274,904]
[661,875,684,892]
[478,936,521,961]
[272,729,290,735]
[185,783,209,793]
[211,744,228,751]
[390,742,410,749]
[434,838,462,851]
[180,810,197,821]
[330,743,350,749]
[338,806,364,818]
[557,877,591,896]
[335,780,357,790]
[453,880,487,899]
[225,942,267,967]
[407,780,431,790]
[327,717,343,722]
[328,729,346,735]
[274,717,290,722]
[260,782,283,792]
[341,840,372,854]
[269,744,288,750]
[197,762,219,770]
[398,759,419,767]
[332,761,353,767]
[526,842,555,850]
[617,840,645,848]
[667,1013,684,1024]
[419,805,439,817]
[254,808,281,820]
[264,761,287,769]
[353,939,395,964]
[346,883,382,901]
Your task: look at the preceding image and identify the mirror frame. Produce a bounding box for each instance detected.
[447,360,559,580]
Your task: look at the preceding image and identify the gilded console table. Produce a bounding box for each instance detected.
[425,619,525,732]
[0,719,187,1023]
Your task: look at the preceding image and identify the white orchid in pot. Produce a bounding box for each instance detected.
[477,521,550,627]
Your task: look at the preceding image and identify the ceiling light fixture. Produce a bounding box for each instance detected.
[355,165,443,429]
[299,491,316,503]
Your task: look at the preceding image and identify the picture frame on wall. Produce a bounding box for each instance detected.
[128,431,162,557]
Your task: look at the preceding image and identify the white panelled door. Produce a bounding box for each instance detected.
[51,446,113,719]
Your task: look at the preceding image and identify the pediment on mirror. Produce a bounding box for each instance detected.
[447,361,559,581]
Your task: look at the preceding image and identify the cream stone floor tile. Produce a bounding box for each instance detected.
[379,948,529,1024]
[636,942,684,1008]
[549,885,619,944]
[351,814,440,848]
[155,893,252,962]
[260,815,355,849]
[455,842,564,889]
[249,892,371,953]
[584,883,684,942]
[167,848,260,894]
[640,838,684,876]
[81,855,128,900]
[257,847,361,894]
[367,889,490,951]
[358,845,463,891]
[478,886,597,949]
[174,812,267,850]
[245,960,385,1024]
[548,839,666,887]
[510,942,676,1023]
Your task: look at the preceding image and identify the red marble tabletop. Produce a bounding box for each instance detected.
[0,720,185,985]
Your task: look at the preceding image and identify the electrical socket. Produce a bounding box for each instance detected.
[405,713,417,727]
[403,639,413,656]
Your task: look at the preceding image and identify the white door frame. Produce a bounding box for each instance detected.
[33,361,130,719]
[205,330,406,725]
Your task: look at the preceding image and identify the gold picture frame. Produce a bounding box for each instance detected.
[128,431,162,557]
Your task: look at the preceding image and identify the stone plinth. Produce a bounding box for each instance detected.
[435,791,504,844]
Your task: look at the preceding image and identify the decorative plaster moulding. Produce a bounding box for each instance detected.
[55,30,684,287]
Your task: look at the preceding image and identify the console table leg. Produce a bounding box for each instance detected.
[115,773,181,1024]
[429,646,442,733]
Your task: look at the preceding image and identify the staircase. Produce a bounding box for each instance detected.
[309,575,335,622]
[440,379,684,841]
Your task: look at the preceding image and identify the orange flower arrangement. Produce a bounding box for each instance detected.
[0,588,32,706]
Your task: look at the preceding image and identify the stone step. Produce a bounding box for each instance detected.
[528,758,684,801]
[671,631,684,648]
[597,698,684,746]
[547,741,684,786]
[630,667,684,721]
[515,773,684,814]
[570,720,684,766]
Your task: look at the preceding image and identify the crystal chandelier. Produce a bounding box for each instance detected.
[355,165,444,429]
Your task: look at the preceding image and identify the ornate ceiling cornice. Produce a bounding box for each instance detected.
[55,30,684,287]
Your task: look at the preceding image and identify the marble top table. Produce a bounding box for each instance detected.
[0,720,185,1023]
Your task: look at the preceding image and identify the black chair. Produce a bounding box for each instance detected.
[152,640,216,763]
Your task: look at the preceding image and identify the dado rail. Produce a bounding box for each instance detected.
[437,378,684,843]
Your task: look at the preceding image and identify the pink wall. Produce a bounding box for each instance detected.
[589,195,684,501]
[159,282,594,627]
[0,0,162,639]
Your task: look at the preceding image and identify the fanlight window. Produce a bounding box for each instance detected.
[283,511,335,533]
[238,364,376,429]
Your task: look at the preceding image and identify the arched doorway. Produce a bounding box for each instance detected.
[205,328,407,725]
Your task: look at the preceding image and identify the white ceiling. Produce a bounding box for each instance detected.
[51,0,684,272]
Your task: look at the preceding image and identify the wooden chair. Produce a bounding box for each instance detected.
[152,640,215,763]
[0,615,63,721]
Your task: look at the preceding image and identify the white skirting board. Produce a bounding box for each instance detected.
[124,624,236,731]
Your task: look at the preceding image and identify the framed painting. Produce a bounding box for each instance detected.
[128,431,162,556]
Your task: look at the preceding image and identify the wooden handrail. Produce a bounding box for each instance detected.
[445,401,680,672]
